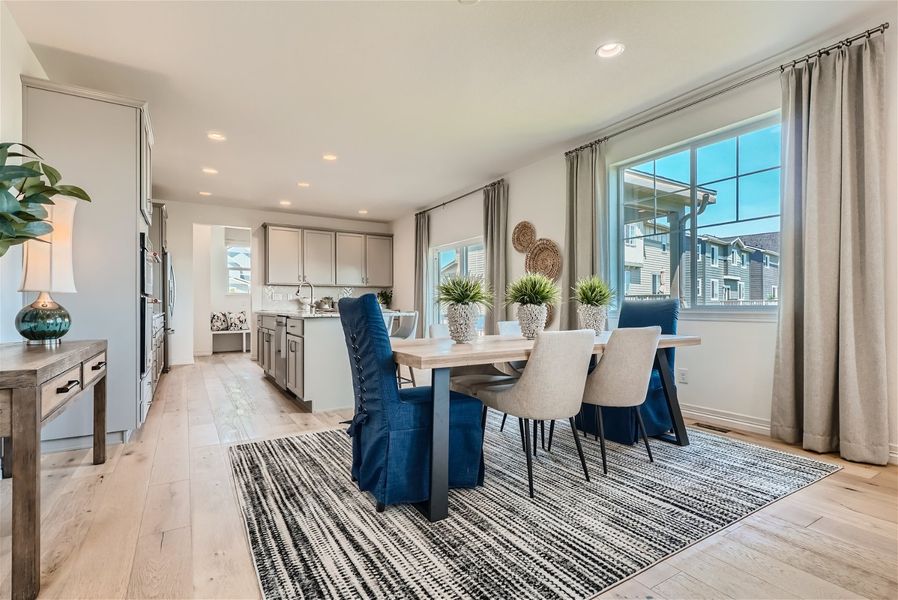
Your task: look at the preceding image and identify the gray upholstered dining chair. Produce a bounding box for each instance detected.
[390,312,419,387]
[477,329,595,498]
[581,326,662,475]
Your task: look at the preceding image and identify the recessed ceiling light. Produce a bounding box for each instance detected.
[202,167,219,174]
[358,209,368,215]
[279,200,292,206]
[596,42,625,58]
[198,191,212,196]
[206,131,227,142]
[297,181,311,188]
[322,154,338,161]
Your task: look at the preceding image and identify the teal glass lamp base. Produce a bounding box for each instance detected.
[15,292,71,347]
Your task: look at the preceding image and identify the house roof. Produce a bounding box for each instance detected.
[721,232,780,254]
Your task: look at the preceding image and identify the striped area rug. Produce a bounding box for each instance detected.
[228,415,838,600]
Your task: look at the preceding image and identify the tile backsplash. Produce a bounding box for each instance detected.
[260,285,384,312]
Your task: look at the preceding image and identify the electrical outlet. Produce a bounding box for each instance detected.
[677,368,688,384]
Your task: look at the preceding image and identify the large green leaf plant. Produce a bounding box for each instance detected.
[0,142,91,257]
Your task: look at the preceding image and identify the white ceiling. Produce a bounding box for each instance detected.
[7,1,890,221]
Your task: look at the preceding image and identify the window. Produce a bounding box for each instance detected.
[226,243,251,294]
[617,117,781,311]
[429,238,485,332]
[651,273,661,295]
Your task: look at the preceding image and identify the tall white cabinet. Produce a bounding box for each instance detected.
[22,77,151,447]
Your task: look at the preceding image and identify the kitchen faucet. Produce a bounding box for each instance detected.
[296,279,316,313]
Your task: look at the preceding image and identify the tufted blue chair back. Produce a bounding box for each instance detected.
[337,294,398,488]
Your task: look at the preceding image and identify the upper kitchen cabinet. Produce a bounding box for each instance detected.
[365,235,393,287]
[336,232,366,286]
[265,225,302,285]
[303,230,336,285]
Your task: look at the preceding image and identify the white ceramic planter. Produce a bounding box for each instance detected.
[577,304,608,335]
[447,303,478,343]
[517,303,548,340]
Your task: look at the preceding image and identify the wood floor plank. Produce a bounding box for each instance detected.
[598,578,667,599]
[139,479,191,537]
[127,526,193,599]
[652,573,731,600]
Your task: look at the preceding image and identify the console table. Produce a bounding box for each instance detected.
[0,340,108,600]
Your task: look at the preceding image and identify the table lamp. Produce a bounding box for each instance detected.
[15,197,77,346]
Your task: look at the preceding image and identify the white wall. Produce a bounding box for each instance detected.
[391,18,898,459]
[0,1,47,342]
[192,224,213,356]
[161,199,391,366]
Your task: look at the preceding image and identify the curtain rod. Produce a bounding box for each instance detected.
[565,21,890,156]
[415,178,504,217]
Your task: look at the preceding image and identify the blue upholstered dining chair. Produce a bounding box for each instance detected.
[578,299,679,445]
[338,294,485,511]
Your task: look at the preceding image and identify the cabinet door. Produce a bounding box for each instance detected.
[303,230,336,285]
[256,328,263,366]
[365,235,393,287]
[336,233,366,286]
[266,226,302,285]
[286,337,296,391]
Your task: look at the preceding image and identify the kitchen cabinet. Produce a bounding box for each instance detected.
[266,225,302,285]
[286,334,304,397]
[303,230,336,285]
[365,235,393,287]
[336,232,366,286]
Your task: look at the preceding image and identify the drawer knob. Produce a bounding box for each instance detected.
[91,361,107,371]
[56,379,80,393]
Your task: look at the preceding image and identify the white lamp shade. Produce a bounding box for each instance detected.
[19,196,77,293]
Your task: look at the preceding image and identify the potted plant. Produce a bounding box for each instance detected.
[573,275,615,334]
[376,289,393,309]
[506,272,560,340]
[0,143,91,257]
[436,276,492,344]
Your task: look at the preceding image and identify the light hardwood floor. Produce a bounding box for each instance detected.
[0,353,895,599]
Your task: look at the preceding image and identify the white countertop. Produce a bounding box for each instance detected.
[254,309,416,319]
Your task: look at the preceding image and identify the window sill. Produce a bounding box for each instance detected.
[610,308,778,324]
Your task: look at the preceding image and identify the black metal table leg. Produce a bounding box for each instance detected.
[415,367,450,521]
[654,349,689,446]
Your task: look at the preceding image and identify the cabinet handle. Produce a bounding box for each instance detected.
[92,361,107,371]
[56,379,81,393]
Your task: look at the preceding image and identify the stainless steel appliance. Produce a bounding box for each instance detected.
[274,316,287,389]
[162,249,175,371]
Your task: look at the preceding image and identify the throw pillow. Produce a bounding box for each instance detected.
[227,310,248,331]
[210,312,228,331]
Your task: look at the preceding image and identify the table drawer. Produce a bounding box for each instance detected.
[41,365,82,420]
[82,351,107,386]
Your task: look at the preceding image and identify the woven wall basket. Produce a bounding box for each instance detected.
[512,221,537,253]
[545,303,555,327]
[525,238,562,281]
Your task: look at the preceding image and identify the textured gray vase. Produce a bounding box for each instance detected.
[447,303,478,343]
[577,304,607,335]
[517,304,547,340]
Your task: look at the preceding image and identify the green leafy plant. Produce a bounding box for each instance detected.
[573,275,615,307]
[437,276,493,307]
[0,142,91,257]
[376,289,393,307]
[506,272,560,306]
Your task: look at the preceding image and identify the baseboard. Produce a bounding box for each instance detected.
[679,403,771,436]
[39,430,127,454]
[194,351,212,357]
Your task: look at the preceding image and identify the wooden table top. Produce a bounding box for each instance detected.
[392,332,700,370]
[0,340,107,388]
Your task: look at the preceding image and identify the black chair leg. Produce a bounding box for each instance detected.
[569,417,590,482]
[481,405,488,432]
[635,407,654,463]
[408,366,416,387]
[522,418,534,498]
[540,420,545,450]
[376,501,385,513]
[597,406,608,475]
[547,420,555,451]
[518,418,526,453]
[499,413,508,432]
[594,407,600,442]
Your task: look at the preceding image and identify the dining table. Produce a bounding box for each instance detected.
[391,331,702,522]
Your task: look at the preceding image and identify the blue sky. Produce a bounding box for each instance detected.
[632,124,781,239]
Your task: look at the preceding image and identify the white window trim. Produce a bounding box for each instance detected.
[225,243,251,295]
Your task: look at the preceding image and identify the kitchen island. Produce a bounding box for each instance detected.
[254,309,416,413]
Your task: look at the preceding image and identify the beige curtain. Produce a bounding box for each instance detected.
[562,142,608,329]
[413,212,429,337]
[772,35,889,465]
[483,180,508,335]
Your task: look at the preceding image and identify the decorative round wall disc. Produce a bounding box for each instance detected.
[545,304,555,327]
[525,238,562,281]
[512,221,537,253]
